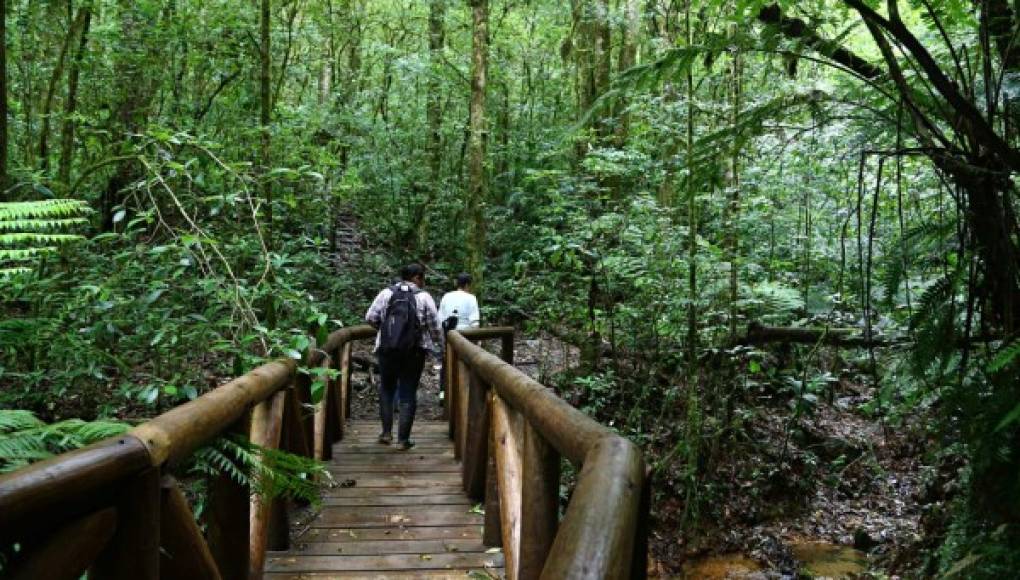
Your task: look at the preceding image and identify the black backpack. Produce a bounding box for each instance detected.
[379,284,422,353]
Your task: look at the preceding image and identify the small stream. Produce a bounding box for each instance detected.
[681,541,867,579]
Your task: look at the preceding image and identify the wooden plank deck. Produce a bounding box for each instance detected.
[264,421,505,580]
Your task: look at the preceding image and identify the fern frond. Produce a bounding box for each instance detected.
[988,339,1020,373]
[0,218,88,232]
[0,410,45,433]
[0,233,83,245]
[0,199,91,220]
[0,411,129,473]
[909,272,960,331]
[187,435,328,504]
[0,199,90,277]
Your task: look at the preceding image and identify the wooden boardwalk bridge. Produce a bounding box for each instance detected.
[0,326,648,580]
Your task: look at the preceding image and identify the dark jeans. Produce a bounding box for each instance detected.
[377,349,426,442]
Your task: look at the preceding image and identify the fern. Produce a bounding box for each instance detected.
[0,410,327,505]
[0,199,90,276]
[988,339,1020,373]
[0,410,129,473]
[189,434,328,504]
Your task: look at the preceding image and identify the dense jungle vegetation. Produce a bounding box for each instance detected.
[1,0,1019,577]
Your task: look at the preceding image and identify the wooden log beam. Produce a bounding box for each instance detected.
[159,477,222,580]
[0,435,149,539]
[315,325,377,366]
[519,421,559,580]
[540,437,644,579]
[91,467,161,580]
[459,326,515,342]
[8,507,116,580]
[129,359,295,466]
[734,322,899,348]
[448,331,612,465]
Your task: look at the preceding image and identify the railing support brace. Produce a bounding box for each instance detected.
[519,421,560,579]
[462,370,490,500]
[91,467,161,580]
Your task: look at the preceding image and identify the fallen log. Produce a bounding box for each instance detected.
[735,323,902,348]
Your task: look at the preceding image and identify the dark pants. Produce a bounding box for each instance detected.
[377,349,426,442]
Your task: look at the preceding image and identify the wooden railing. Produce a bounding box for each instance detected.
[0,325,374,580]
[0,324,648,580]
[449,327,649,579]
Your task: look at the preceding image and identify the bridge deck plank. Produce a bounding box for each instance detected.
[266,421,504,579]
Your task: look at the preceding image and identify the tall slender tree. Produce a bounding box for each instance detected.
[466,0,488,291]
[260,0,273,251]
[0,0,8,196]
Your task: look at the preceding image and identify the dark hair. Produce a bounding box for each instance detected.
[400,263,425,281]
[456,272,472,289]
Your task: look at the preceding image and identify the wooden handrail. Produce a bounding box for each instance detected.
[0,323,648,579]
[446,329,649,579]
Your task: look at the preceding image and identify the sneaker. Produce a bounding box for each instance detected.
[377,433,392,445]
[398,439,416,450]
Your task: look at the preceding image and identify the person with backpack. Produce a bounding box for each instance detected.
[365,263,444,449]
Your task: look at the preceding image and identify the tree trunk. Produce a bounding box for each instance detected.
[261,0,273,251]
[421,0,446,252]
[615,0,640,143]
[0,0,8,195]
[101,1,158,230]
[58,6,92,191]
[726,34,742,339]
[467,0,488,292]
[685,0,698,364]
[40,7,89,174]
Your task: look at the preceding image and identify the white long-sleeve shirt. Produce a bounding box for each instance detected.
[438,290,480,330]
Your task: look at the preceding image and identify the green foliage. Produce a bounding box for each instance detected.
[190,434,328,504]
[0,410,128,472]
[0,199,90,276]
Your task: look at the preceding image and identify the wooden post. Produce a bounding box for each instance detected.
[335,344,350,440]
[283,387,311,459]
[447,346,459,438]
[292,371,315,456]
[341,341,353,421]
[204,418,250,580]
[491,395,524,576]
[519,421,560,580]
[484,455,503,548]
[630,465,653,580]
[90,468,161,580]
[250,391,289,577]
[8,507,116,580]
[462,370,490,500]
[455,358,470,460]
[501,331,514,364]
[323,368,338,459]
[443,338,452,424]
[159,477,221,580]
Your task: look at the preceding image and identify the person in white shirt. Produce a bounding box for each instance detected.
[437,273,479,398]
[438,273,480,330]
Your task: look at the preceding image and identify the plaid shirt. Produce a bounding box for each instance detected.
[365,282,444,355]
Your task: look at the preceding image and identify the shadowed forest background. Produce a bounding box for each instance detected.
[1,0,1019,577]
